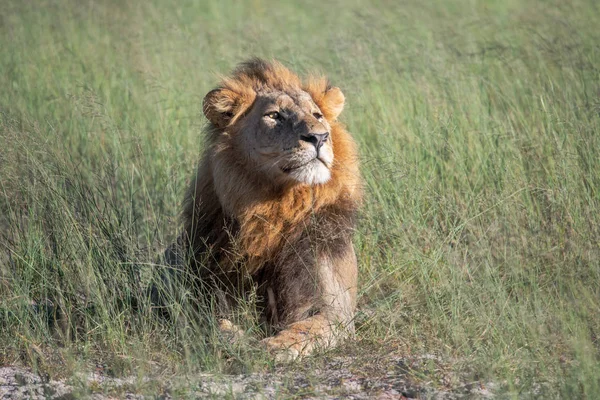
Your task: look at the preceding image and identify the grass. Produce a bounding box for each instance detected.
[1,0,599,396]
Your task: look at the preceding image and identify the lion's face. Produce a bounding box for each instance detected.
[238,90,334,185]
[202,63,345,187]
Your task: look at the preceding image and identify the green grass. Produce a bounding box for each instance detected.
[1,0,599,396]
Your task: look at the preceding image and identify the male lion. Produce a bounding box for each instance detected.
[167,58,361,360]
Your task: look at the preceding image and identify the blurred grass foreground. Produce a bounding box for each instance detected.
[1,0,599,396]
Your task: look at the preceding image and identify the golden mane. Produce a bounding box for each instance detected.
[198,59,361,271]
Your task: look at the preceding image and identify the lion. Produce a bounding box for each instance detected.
[165,58,361,360]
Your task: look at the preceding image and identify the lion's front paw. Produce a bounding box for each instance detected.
[218,318,244,344]
[262,337,301,362]
[261,335,304,362]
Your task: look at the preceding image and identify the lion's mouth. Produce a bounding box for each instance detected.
[282,162,309,173]
[281,158,326,173]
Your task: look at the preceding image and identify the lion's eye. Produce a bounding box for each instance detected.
[266,111,281,120]
[313,112,323,120]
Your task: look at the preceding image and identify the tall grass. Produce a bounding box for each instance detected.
[1,0,599,395]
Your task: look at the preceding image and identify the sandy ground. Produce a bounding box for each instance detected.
[1,353,498,399]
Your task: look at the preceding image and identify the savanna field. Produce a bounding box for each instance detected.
[1,0,599,397]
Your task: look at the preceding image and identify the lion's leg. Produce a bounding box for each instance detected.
[262,242,357,361]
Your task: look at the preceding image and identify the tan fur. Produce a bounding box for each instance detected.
[176,58,362,359]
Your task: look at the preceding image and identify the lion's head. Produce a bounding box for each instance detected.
[202,58,346,186]
[183,58,360,268]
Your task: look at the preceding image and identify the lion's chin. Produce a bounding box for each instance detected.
[286,160,331,185]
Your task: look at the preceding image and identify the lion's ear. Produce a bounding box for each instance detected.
[322,87,345,121]
[203,88,239,128]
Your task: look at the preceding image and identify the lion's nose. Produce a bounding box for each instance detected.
[300,132,329,149]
